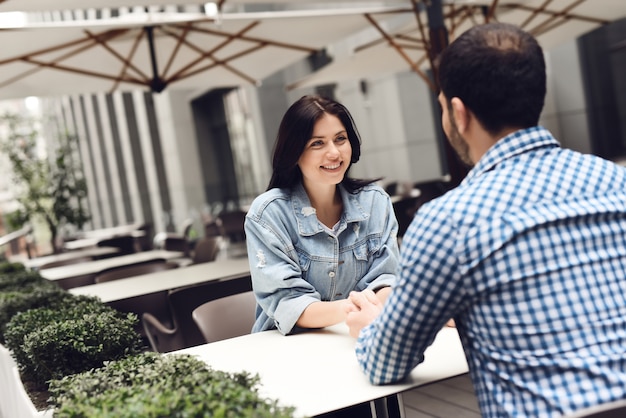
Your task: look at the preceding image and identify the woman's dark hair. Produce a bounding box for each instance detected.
[267,95,380,193]
[437,22,546,135]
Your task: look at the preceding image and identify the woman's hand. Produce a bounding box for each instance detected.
[345,289,383,338]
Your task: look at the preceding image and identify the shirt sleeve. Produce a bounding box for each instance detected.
[355,200,464,384]
[355,193,400,292]
[244,212,319,335]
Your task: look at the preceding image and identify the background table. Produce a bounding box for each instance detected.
[40,250,184,289]
[175,324,469,417]
[69,258,250,303]
[21,246,119,271]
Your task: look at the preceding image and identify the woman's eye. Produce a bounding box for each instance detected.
[310,140,324,147]
[335,136,347,143]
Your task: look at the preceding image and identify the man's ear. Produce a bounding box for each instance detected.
[450,97,469,134]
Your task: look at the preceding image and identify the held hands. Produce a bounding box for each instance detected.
[344,289,384,338]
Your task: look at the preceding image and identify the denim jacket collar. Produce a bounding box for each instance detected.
[291,183,370,237]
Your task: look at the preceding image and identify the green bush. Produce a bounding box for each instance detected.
[49,352,296,418]
[0,269,51,292]
[5,296,143,387]
[0,260,26,274]
[0,286,69,342]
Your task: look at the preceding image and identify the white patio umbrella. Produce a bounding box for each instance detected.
[0,4,410,99]
[288,0,626,91]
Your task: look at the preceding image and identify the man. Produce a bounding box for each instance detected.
[346,22,626,417]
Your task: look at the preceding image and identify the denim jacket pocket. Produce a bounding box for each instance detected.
[351,235,383,280]
[296,249,312,275]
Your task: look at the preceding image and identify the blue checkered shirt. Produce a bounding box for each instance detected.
[355,126,626,417]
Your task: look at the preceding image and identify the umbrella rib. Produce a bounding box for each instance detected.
[158,21,261,82]
[0,33,142,90]
[0,30,121,66]
[12,57,145,87]
[503,0,608,26]
[485,0,501,22]
[163,21,318,84]
[159,23,193,79]
[365,11,435,91]
[169,44,267,85]
[517,0,552,29]
[84,28,150,82]
[181,22,317,53]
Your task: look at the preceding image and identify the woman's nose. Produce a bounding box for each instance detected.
[326,142,340,157]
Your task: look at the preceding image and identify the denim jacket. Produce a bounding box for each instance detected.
[245,182,400,335]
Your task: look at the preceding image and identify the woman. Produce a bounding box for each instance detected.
[245,94,400,335]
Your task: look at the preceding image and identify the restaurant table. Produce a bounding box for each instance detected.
[69,258,250,303]
[63,230,145,251]
[174,324,469,418]
[39,249,184,289]
[21,246,120,271]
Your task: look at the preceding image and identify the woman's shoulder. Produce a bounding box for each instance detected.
[247,188,292,218]
[353,183,391,201]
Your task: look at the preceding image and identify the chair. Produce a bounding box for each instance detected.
[191,237,220,264]
[97,235,137,255]
[142,274,252,352]
[216,209,247,243]
[142,311,187,353]
[135,222,154,251]
[192,291,256,343]
[152,219,195,257]
[216,209,247,258]
[94,259,178,283]
[562,399,626,418]
[38,255,94,270]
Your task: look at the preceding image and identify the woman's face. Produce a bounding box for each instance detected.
[298,112,352,190]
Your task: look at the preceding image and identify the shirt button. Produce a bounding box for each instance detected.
[329,271,336,278]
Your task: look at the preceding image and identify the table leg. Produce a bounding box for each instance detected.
[372,394,405,418]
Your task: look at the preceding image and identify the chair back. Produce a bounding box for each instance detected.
[142,312,186,353]
[216,210,247,243]
[95,259,178,283]
[192,291,256,343]
[192,237,220,264]
[167,275,252,348]
[97,235,137,255]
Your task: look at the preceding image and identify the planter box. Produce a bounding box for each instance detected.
[0,343,53,417]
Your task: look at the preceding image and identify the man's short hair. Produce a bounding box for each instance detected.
[438,22,547,135]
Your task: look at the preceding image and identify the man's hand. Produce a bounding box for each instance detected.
[345,289,383,338]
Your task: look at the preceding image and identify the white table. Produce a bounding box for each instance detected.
[69,258,250,303]
[40,250,184,288]
[72,223,144,239]
[174,324,469,417]
[21,246,120,270]
[63,230,145,251]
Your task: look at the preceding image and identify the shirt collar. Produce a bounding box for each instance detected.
[462,126,561,184]
[291,182,370,236]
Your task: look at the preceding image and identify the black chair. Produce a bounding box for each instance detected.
[191,237,220,264]
[97,235,137,255]
[142,275,252,352]
[216,209,247,243]
[153,219,195,257]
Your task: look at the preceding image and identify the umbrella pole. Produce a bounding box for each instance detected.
[426,0,468,187]
[145,26,167,93]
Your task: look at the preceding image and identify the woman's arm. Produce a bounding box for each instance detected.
[296,298,355,328]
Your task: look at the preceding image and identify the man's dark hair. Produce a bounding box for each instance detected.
[438,22,546,135]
